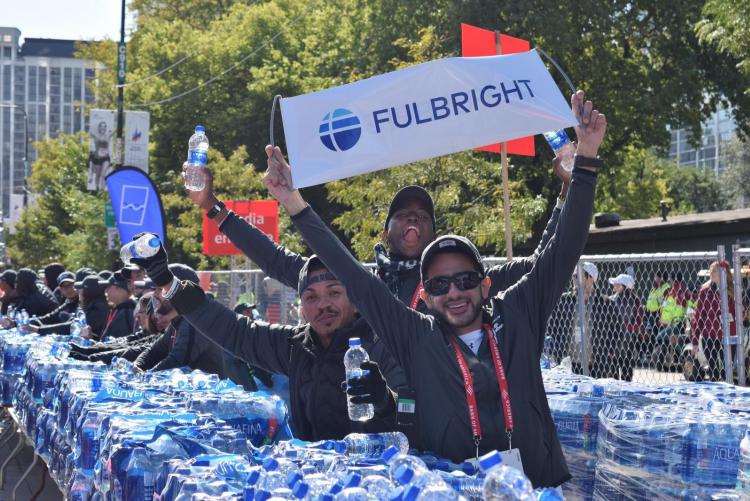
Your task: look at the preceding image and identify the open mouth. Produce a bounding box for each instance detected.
[402,225,421,244]
[445,300,470,316]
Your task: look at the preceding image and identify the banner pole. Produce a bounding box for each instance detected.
[496,31,513,261]
[500,143,513,261]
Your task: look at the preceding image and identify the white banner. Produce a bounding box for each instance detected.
[280,50,577,188]
[124,110,150,173]
[88,109,116,191]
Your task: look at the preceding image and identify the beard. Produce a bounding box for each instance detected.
[432,299,484,330]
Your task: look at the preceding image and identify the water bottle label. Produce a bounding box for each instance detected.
[188,148,208,166]
[544,131,571,150]
[223,416,279,447]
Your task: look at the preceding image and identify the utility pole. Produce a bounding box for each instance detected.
[115,0,126,168]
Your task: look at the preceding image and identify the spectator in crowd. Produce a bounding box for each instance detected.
[692,261,740,381]
[234,301,259,320]
[608,273,643,381]
[651,271,689,371]
[132,264,256,391]
[33,275,110,338]
[553,263,625,379]
[69,292,163,364]
[644,270,669,353]
[0,269,17,314]
[30,271,80,329]
[98,271,136,339]
[3,268,60,317]
[42,262,66,304]
[121,264,147,297]
[135,250,403,440]
[259,88,607,487]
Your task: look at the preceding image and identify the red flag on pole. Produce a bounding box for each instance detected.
[460,24,536,156]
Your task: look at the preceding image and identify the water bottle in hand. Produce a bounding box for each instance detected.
[543,130,575,172]
[184,124,209,191]
[480,450,534,501]
[344,338,374,421]
[120,233,161,264]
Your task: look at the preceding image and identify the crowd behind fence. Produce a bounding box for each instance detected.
[198,246,750,387]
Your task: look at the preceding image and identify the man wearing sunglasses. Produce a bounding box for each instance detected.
[263,91,605,487]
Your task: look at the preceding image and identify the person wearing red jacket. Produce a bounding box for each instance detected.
[691,261,737,381]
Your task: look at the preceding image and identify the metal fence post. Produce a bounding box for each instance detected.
[717,246,734,384]
[732,245,746,386]
[575,262,590,377]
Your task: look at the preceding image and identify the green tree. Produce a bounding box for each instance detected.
[666,165,728,214]
[719,136,750,207]
[697,0,750,89]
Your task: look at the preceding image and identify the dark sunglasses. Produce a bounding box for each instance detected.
[423,271,484,296]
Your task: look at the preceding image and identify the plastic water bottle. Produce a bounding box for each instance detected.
[479,450,534,501]
[124,448,155,501]
[382,445,426,481]
[417,483,460,500]
[342,432,409,457]
[184,124,209,191]
[534,488,565,500]
[120,233,161,264]
[360,475,394,498]
[739,426,750,493]
[344,338,374,421]
[543,130,575,172]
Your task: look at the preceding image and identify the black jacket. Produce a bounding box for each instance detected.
[37,297,109,337]
[10,269,59,317]
[167,281,402,442]
[100,299,136,339]
[219,204,561,313]
[290,165,599,487]
[134,315,229,381]
[32,297,79,326]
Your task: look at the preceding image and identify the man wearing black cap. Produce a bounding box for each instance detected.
[133,244,404,441]
[99,271,136,339]
[32,275,109,336]
[0,269,18,315]
[4,268,59,317]
[263,91,605,487]
[30,271,80,327]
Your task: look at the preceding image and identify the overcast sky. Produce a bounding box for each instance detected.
[1,0,136,42]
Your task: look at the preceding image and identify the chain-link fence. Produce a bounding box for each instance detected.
[203,246,749,386]
[492,247,749,386]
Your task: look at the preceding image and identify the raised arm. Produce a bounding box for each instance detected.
[508,91,606,355]
[262,146,434,371]
[185,166,306,289]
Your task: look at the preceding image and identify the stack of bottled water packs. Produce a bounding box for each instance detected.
[543,365,750,500]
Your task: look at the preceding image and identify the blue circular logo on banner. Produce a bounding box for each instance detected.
[319,109,361,152]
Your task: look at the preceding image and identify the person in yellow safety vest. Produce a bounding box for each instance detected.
[660,272,688,327]
[644,271,670,355]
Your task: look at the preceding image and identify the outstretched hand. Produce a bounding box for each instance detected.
[262,145,307,215]
[129,234,173,287]
[571,90,606,158]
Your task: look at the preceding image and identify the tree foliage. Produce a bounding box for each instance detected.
[667,165,728,214]
[719,136,750,207]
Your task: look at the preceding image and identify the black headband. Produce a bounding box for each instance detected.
[299,272,338,293]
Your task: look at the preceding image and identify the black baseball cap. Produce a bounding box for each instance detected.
[420,235,485,282]
[384,185,436,232]
[0,270,17,288]
[75,276,105,294]
[169,263,199,284]
[234,302,256,314]
[99,271,130,291]
[57,271,76,286]
[120,263,142,280]
[297,255,339,296]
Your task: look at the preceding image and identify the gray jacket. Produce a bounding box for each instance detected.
[290,166,598,487]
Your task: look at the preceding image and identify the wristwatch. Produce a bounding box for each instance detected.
[206,200,226,219]
[574,155,603,170]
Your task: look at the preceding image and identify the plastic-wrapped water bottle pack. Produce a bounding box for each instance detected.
[543,367,750,500]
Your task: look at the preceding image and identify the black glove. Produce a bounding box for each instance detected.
[345,360,389,411]
[129,233,173,287]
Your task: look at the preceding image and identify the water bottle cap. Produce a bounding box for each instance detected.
[254,489,271,501]
[348,337,362,346]
[343,471,362,488]
[319,495,334,501]
[292,481,309,498]
[286,470,303,488]
[332,440,347,454]
[328,482,343,495]
[402,485,421,501]
[195,125,205,133]
[394,465,415,485]
[381,445,399,463]
[262,457,279,471]
[148,237,160,248]
[246,470,261,485]
[478,450,502,471]
[181,481,198,492]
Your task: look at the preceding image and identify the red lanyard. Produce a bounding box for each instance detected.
[409,281,423,310]
[449,324,513,458]
[105,308,117,329]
